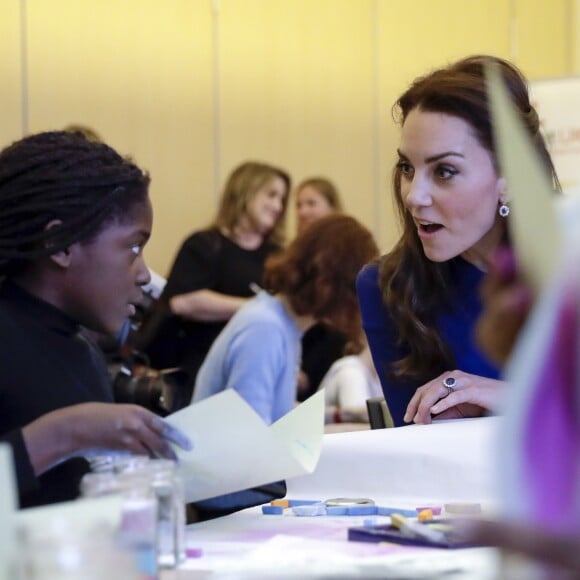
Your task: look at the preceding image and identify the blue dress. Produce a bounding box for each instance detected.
[356,258,500,426]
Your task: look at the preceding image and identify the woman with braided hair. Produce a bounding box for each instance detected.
[356,55,560,427]
[0,131,191,508]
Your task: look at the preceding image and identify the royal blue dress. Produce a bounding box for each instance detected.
[356,258,500,426]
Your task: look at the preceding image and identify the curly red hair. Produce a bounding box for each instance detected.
[263,214,379,343]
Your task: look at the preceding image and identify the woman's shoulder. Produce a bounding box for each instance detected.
[185,227,222,243]
[179,228,224,253]
[356,261,380,296]
[230,294,299,344]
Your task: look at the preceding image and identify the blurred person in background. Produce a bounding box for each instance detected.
[193,214,379,424]
[294,177,350,402]
[139,161,290,402]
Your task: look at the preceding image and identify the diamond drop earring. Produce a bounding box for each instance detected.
[498,203,510,218]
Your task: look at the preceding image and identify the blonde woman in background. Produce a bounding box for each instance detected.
[295,177,343,234]
[140,161,290,400]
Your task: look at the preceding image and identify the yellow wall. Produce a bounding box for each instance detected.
[25,0,214,273]
[0,0,574,273]
[218,0,376,239]
[514,0,570,76]
[0,1,22,144]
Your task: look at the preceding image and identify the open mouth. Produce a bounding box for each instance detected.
[417,221,443,234]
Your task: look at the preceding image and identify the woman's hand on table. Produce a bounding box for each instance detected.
[403,371,505,425]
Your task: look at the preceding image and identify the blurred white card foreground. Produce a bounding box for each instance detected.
[0,445,17,580]
[486,62,562,293]
[16,494,123,531]
[486,60,580,531]
[166,389,325,503]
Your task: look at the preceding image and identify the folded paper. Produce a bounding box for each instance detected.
[486,62,562,294]
[166,389,325,503]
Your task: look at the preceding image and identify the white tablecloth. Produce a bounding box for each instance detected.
[175,417,501,578]
[287,416,498,506]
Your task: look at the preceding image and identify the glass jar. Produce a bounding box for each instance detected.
[118,459,186,569]
[81,469,158,579]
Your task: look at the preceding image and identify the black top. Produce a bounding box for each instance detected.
[298,323,347,401]
[141,228,280,389]
[0,280,112,508]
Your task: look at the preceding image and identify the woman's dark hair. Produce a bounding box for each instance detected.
[380,55,559,383]
[263,214,379,345]
[0,130,150,277]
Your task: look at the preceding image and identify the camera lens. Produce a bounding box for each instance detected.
[113,367,165,415]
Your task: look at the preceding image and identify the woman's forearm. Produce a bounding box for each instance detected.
[21,408,75,476]
[170,289,248,321]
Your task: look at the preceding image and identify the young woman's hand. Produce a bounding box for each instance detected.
[403,371,505,424]
[23,402,192,475]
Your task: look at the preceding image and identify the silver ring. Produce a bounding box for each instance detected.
[443,376,456,397]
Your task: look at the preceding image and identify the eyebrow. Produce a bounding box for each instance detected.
[135,229,151,242]
[397,149,465,163]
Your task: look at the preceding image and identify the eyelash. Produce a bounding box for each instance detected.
[435,165,458,180]
[397,161,458,181]
[396,160,413,177]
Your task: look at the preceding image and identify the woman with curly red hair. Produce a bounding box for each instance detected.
[192,214,379,424]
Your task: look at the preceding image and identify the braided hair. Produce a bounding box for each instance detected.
[0,131,150,277]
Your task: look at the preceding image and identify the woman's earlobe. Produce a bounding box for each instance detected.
[43,219,72,268]
[49,247,72,268]
[497,177,508,198]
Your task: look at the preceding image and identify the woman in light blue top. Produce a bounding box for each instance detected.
[193,214,379,424]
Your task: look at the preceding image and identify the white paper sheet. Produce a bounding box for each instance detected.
[166,389,325,503]
[0,444,18,580]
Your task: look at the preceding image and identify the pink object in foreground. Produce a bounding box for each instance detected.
[524,282,579,533]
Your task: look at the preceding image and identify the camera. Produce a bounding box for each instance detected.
[113,365,190,416]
